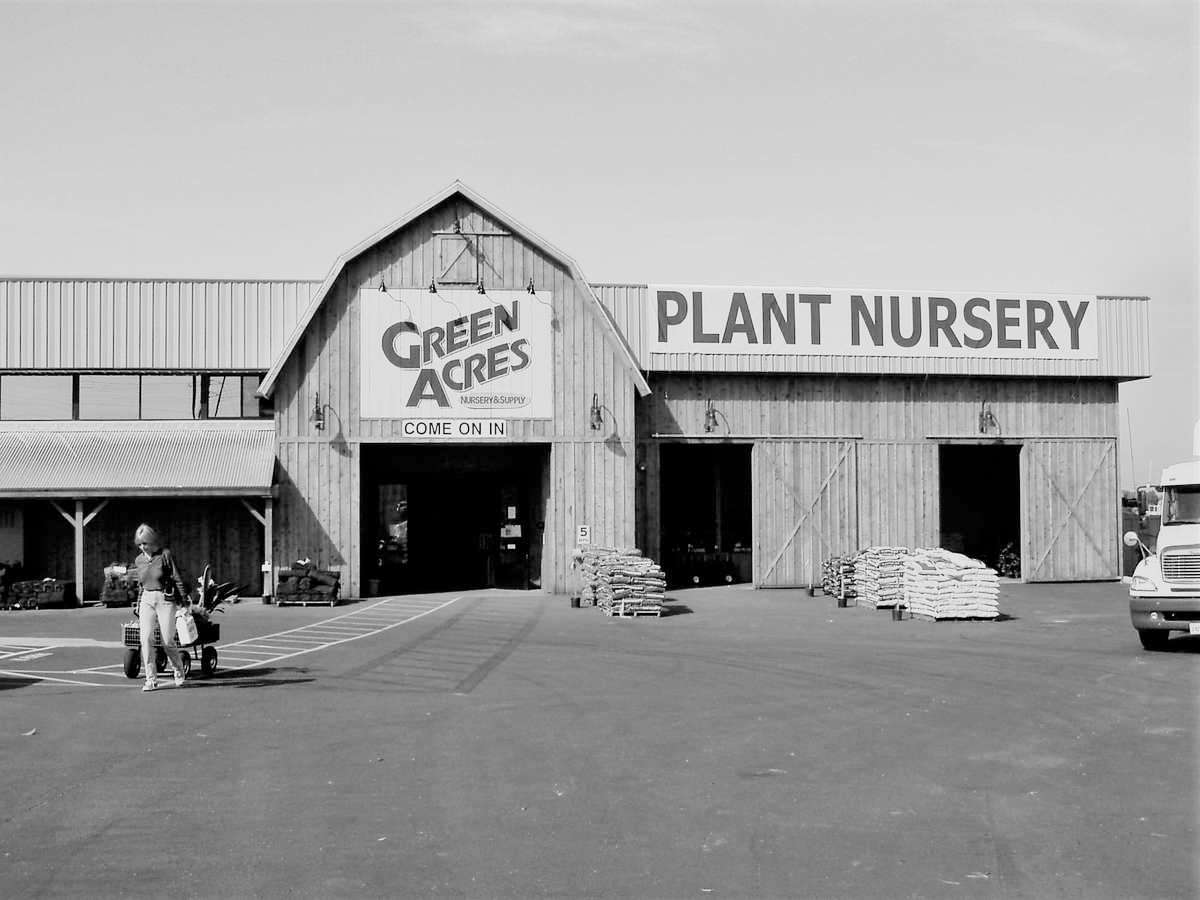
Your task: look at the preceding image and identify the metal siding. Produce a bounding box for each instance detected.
[1021,439,1119,581]
[752,440,857,587]
[0,278,318,370]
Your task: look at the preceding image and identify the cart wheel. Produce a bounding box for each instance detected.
[201,646,218,677]
[178,653,192,677]
[122,648,141,679]
[155,648,168,672]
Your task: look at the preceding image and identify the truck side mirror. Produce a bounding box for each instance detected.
[1122,531,1140,547]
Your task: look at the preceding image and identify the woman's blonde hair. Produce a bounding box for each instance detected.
[133,523,162,549]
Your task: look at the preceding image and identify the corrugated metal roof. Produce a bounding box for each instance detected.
[0,421,275,496]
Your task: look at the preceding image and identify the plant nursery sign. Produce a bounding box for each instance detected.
[648,285,1099,359]
[360,289,553,420]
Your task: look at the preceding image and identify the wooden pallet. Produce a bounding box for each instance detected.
[605,605,662,617]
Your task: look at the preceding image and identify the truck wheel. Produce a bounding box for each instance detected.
[123,648,141,679]
[1138,629,1171,651]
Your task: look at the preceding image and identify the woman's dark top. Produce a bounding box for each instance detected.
[135,548,183,595]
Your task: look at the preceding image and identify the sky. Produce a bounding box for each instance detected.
[0,0,1196,486]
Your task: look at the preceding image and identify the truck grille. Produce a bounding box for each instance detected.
[1161,552,1200,583]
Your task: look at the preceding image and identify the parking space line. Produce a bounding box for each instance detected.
[2,594,466,686]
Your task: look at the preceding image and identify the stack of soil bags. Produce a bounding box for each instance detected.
[853,547,908,609]
[821,555,857,602]
[577,547,667,616]
[902,548,1001,620]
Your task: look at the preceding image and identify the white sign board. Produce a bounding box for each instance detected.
[360,289,554,421]
[577,525,591,546]
[647,285,1099,359]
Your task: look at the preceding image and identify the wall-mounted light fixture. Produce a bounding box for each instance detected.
[477,278,486,294]
[589,393,603,430]
[978,401,1000,436]
[429,279,438,293]
[309,391,326,431]
[703,398,719,433]
[527,278,536,295]
[379,278,387,292]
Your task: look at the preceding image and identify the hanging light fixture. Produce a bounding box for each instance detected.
[477,278,486,294]
[379,278,387,292]
[429,279,438,293]
[309,391,326,431]
[589,393,603,430]
[527,278,536,294]
[978,401,1000,435]
[703,398,718,433]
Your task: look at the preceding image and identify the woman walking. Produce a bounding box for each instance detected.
[133,523,187,691]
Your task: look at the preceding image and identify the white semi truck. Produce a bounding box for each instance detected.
[1125,459,1200,650]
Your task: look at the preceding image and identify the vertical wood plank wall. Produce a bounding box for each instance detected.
[272,199,639,595]
[752,440,858,587]
[1021,439,1119,581]
[640,374,1120,584]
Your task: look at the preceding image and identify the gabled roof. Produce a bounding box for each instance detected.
[259,181,650,398]
[0,421,275,497]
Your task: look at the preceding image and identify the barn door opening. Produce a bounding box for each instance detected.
[659,444,752,588]
[362,444,549,595]
[939,444,1021,574]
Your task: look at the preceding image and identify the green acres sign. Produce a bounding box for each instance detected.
[360,289,553,421]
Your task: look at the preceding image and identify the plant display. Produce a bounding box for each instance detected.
[996,543,1021,579]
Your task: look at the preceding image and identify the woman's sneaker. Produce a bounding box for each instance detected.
[142,678,158,692]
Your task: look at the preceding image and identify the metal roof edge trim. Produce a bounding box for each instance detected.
[0,420,276,433]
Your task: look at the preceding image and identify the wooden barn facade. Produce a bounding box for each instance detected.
[0,182,1150,602]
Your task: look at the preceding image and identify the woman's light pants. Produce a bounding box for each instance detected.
[139,590,184,680]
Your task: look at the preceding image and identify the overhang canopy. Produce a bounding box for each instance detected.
[0,421,276,498]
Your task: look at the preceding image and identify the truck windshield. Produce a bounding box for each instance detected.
[1162,486,1200,525]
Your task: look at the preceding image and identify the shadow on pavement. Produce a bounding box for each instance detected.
[660,603,693,617]
[187,667,315,688]
[1160,635,1200,653]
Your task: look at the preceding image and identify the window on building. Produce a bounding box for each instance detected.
[0,375,73,420]
[242,375,273,418]
[78,375,140,420]
[0,372,270,420]
[141,375,201,419]
[209,375,240,418]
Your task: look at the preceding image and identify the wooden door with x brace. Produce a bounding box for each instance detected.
[1021,439,1119,582]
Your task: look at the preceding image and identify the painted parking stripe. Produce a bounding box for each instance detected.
[0,595,465,685]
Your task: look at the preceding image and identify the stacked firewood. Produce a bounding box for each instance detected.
[852,547,909,609]
[275,561,340,606]
[8,578,74,610]
[576,547,667,616]
[821,555,857,602]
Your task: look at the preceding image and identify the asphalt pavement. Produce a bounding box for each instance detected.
[0,582,1195,899]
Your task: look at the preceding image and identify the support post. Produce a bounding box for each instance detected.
[264,497,274,600]
[240,496,274,600]
[74,500,84,605]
